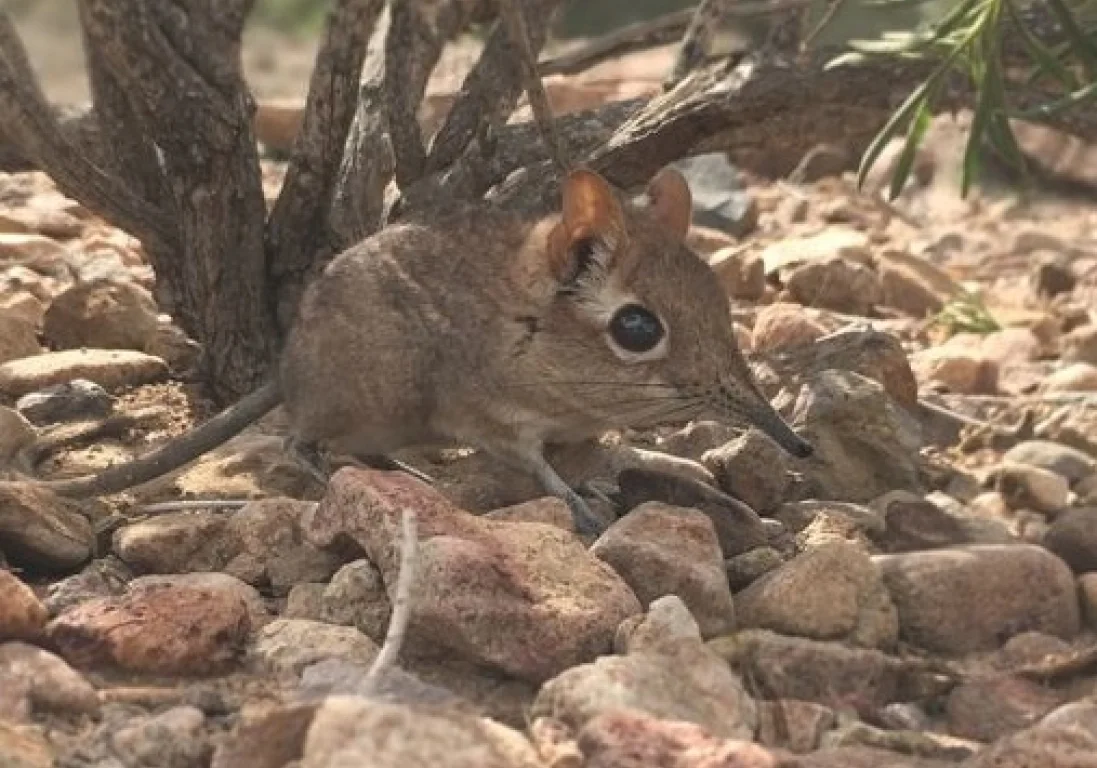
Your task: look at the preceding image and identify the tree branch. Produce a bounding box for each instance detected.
[384,0,486,189]
[498,0,570,172]
[424,0,562,176]
[0,11,176,253]
[266,0,386,330]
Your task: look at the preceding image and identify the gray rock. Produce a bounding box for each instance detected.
[994,462,1071,513]
[794,370,923,503]
[15,379,115,426]
[726,546,785,591]
[875,545,1080,654]
[1003,440,1097,485]
[109,706,209,768]
[702,429,791,514]
[249,618,378,677]
[667,153,757,238]
[0,481,93,571]
[0,641,100,720]
[1043,507,1097,573]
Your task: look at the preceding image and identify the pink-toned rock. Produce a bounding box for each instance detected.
[302,468,641,682]
[1042,362,1097,393]
[876,251,961,318]
[686,226,737,256]
[485,496,575,530]
[47,582,250,675]
[0,232,68,262]
[909,346,997,394]
[0,570,47,641]
[591,503,735,638]
[757,700,836,754]
[0,406,35,464]
[980,328,1043,367]
[578,710,783,768]
[1062,324,1097,366]
[760,228,871,275]
[0,482,94,571]
[752,303,828,352]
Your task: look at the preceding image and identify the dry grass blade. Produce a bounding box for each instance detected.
[366,507,420,686]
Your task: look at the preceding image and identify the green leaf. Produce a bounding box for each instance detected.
[888,97,934,200]
[1014,79,1097,118]
[855,78,934,192]
[1048,0,1097,80]
[1007,0,1080,90]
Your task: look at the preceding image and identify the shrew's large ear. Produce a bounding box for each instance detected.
[646,167,692,239]
[547,168,626,283]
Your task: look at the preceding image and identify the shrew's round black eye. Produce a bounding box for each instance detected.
[609,304,665,353]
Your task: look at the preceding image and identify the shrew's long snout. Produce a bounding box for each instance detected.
[718,380,814,459]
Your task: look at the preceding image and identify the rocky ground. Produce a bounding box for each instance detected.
[3,23,1097,768]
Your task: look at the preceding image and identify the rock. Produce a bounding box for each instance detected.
[789,143,852,182]
[129,572,271,630]
[996,631,1072,668]
[532,636,757,739]
[876,253,961,318]
[752,303,828,351]
[1031,252,1076,297]
[485,496,575,530]
[874,545,1081,654]
[284,582,326,620]
[319,558,390,641]
[0,482,94,572]
[964,719,1097,768]
[909,346,997,394]
[871,492,977,552]
[794,370,923,503]
[821,721,978,762]
[0,406,35,465]
[754,327,919,410]
[760,228,871,275]
[15,379,115,425]
[757,700,836,754]
[0,314,39,366]
[786,257,882,315]
[0,232,68,262]
[617,468,769,558]
[1043,362,1097,393]
[43,279,160,352]
[250,618,379,677]
[946,675,1064,742]
[578,709,781,768]
[221,498,342,595]
[1040,698,1097,738]
[110,706,210,768]
[1002,440,1096,485]
[994,462,1071,513]
[47,581,250,674]
[0,721,54,768]
[591,503,735,638]
[708,247,766,301]
[685,226,736,256]
[702,429,790,514]
[0,642,99,720]
[668,153,758,238]
[0,570,47,641]
[735,540,898,649]
[773,500,886,548]
[726,547,784,591]
[712,630,934,717]
[657,420,739,461]
[300,695,543,768]
[1043,507,1097,573]
[211,704,318,768]
[1062,324,1097,366]
[615,595,702,653]
[1081,574,1097,629]
[302,468,641,682]
[0,348,168,397]
[113,510,232,574]
[254,99,304,153]
[43,556,131,615]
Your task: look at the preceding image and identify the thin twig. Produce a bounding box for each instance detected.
[800,0,847,51]
[498,0,570,172]
[366,508,419,685]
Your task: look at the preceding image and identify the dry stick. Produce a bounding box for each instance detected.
[366,508,419,686]
[667,0,735,87]
[498,0,570,172]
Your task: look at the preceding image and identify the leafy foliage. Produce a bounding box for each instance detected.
[930,291,1002,336]
[826,0,1097,199]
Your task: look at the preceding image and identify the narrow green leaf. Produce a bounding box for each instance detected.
[1006,0,1080,89]
[1048,0,1097,80]
[1014,79,1097,118]
[856,79,934,192]
[889,98,934,200]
